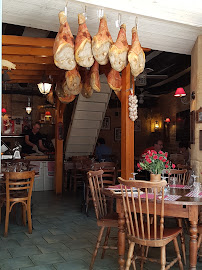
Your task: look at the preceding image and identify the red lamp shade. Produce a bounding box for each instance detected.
[174,87,186,97]
[165,117,171,123]
[45,111,51,117]
[2,108,7,114]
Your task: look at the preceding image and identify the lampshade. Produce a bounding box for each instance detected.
[2,108,7,114]
[45,111,52,117]
[154,121,159,130]
[174,87,186,97]
[165,117,171,123]
[38,82,52,95]
[26,106,32,114]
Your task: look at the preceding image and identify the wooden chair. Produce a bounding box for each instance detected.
[118,177,183,270]
[0,171,35,237]
[177,164,192,185]
[85,162,116,215]
[198,225,202,259]
[87,170,118,270]
[168,169,188,185]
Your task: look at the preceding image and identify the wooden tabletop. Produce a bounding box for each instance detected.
[103,187,202,206]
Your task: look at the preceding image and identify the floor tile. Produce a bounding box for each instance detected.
[53,259,88,270]
[0,256,34,270]
[0,249,12,260]
[37,243,70,254]
[30,252,65,265]
[8,245,41,258]
[20,265,55,270]
[43,234,72,244]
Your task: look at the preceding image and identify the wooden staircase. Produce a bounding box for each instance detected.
[64,74,111,158]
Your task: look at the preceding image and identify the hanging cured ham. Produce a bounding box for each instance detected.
[81,70,93,98]
[55,83,76,103]
[92,16,113,65]
[128,26,145,77]
[107,68,122,91]
[75,14,94,68]
[109,24,129,72]
[53,11,76,71]
[46,90,55,105]
[65,67,82,95]
[90,61,101,92]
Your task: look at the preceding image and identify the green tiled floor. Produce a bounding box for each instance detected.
[0,190,201,269]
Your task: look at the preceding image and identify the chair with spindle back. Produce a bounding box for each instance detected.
[87,170,118,270]
[0,171,35,237]
[177,164,192,185]
[85,162,116,215]
[118,177,183,270]
[168,169,188,185]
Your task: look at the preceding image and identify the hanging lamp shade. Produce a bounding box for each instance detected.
[174,87,186,97]
[37,82,52,95]
[2,108,7,114]
[165,117,171,123]
[45,111,52,117]
[26,106,32,114]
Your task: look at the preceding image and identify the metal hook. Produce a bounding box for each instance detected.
[115,13,122,28]
[135,16,138,28]
[64,0,68,16]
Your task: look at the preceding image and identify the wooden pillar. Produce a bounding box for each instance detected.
[54,97,66,194]
[121,64,134,179]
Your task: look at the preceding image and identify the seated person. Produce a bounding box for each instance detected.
[178,142,190,165]
[95,138,112,162]
[22,122,48,154]
[141,139,164,157]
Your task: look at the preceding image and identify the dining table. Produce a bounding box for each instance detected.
[103,184,202,270]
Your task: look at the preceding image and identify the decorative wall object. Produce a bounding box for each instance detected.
[190,110,195,144]
[101,116,111,130]
[196,107,202,123]
[200,130,202,151]
[128,91,138,121]
[114,127,121,141]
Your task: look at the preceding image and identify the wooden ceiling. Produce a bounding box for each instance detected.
[2,35,64,84]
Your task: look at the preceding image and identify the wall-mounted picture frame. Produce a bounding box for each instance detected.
[114,127,121,141]
[196,107,202,123]
[200,130,202,151]
[190,110,195,144]
[134,119,141,132]
[101,116,111,130]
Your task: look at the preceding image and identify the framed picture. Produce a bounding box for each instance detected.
[196,107,202,123]
[190,110,195,144]
[200,130,202,151]
[101,116,110,130]
[134,119,141,132]
[114,127,121,141]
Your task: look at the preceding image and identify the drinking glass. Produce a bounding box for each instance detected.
[131,172,138,180]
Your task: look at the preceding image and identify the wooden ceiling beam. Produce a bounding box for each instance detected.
[2,55,54,64]
[9,75,58,80]
[5,70,63,76]
[6,80,41,84]
[2,35,54,48]
[13,63,59,71]
[2,46,53,57]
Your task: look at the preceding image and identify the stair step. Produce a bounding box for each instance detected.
[72,120,101,129]
[78,92,109,103]
[70,128,98,137]
[76,102,106,112]
[74,111,103,121]
[68,136,96,145]
[66,144,94,153]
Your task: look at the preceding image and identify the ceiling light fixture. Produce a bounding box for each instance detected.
[174,87,195,104]
[165,117,171,123]
[37,74,52,95]
[25,97,32,114]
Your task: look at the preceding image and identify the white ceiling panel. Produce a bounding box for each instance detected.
[2,0,202,55]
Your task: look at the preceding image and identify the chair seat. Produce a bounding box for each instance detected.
[97,212,118,227]
[128,226,182,247]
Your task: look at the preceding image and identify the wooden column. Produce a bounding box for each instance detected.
[54,97,66,194]
[121,64,134,179]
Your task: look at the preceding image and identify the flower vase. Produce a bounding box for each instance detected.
[150,173,161,182]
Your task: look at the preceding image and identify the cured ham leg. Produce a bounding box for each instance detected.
[107,68,122,91]
[92,16,113,65]
[65,66,82,95]
[55,83,76,103]
[81,70,93,98]
[53,11,76,71]
[109,24,129,72]
[75,14,94,68]
[128,26,145,77]
[90,61,101,92]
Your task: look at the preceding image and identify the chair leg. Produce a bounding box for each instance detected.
[160,246,166,270]
[178,218,186,265]
[140,246,145,270]
[22,204,26,226]
[101,227,111,259]
[126,242,135,270]
[173,237,183,270]
[4,205,10,237]
[27,203,32,234]
[198,234,202,249]
[90,226,105,270]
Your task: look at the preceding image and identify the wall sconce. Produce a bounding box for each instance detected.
[45,111,52,121]
[154,121,159,131]
[174,87,195,104]
[2,108,7,115]
[164,117,171,123]
[25,97,32,114]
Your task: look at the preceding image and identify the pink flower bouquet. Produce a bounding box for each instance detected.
[137,150,175,175]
